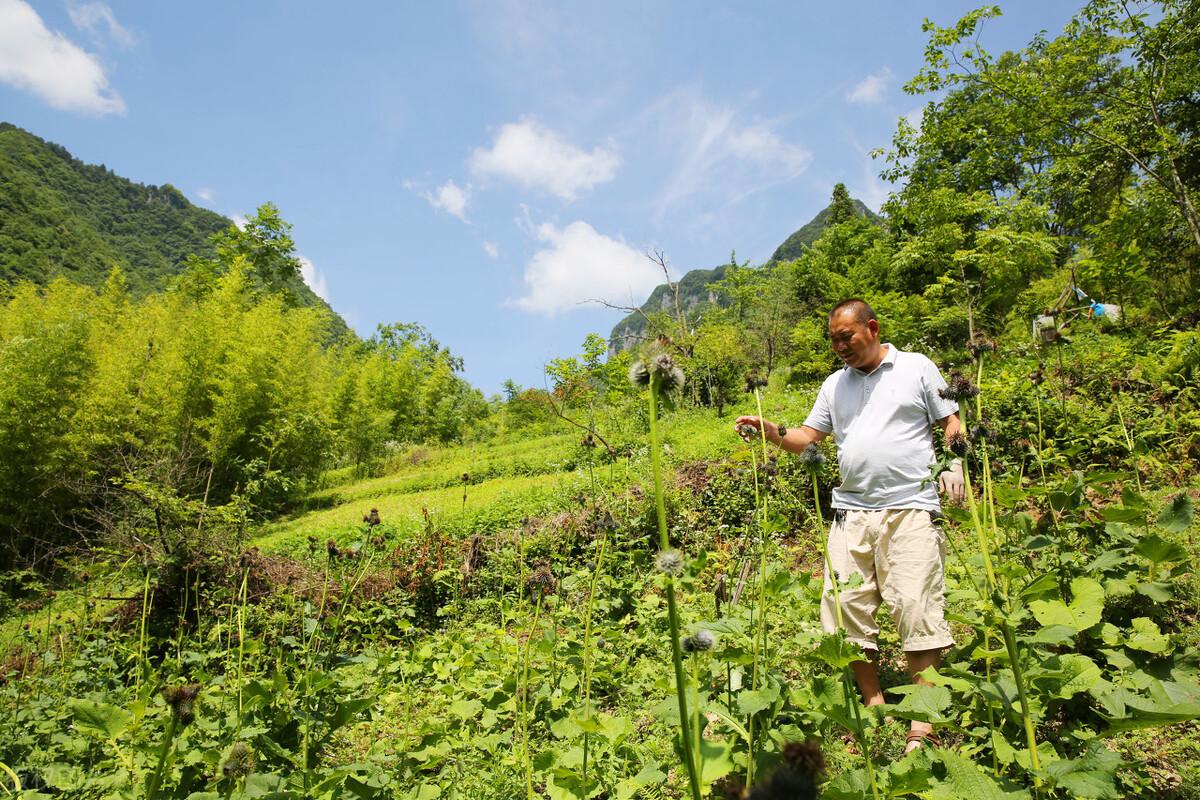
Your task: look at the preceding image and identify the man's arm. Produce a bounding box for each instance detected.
[935,413,965,503]
[733,416,828,455]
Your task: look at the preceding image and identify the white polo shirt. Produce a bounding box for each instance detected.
[803,344,958,511]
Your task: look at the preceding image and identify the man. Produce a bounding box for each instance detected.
[736,298,964,753]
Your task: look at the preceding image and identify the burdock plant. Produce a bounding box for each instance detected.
[941,338,1042,788]
[146,683,200,798]
[519,563,556,799]
[631,348,701,800]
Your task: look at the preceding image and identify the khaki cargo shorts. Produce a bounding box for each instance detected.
[820,508,954,652]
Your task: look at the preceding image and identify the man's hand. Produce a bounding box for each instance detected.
[939,459,965,504]
[734,415,779,445]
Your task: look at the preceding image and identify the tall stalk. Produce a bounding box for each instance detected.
[581,527,609,787]
[745,388,773,786]
[956,350,1042,790]
[519,593,543,800]
[646,373,702,800]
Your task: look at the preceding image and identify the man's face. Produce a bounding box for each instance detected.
[828,312,880,370]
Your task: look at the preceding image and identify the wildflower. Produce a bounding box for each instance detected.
[939,371,980,402]
[363,508,381,526]
[461,472,470,483]
[162,683,201,725]
[221,741,256,779]
[947,431,971,457]
[655,549,686,576]
[526,563,557,597]
[966,334,997,359]
[1029,364,1045,386]
[326,539,341,559]
[798,444,826,471]
[681,630,716,653]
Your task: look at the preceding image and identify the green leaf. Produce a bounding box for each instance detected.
[1157,494,1194,533]
[1044,741,1122,799]
[1135,582,1172,602]
[448,698,482,720]
[1125,618,1171,654]
[1134,534,1186,564]
[931,749,1030,799]
[811,632,864,669]
[1028,577,1104,632]
[68,698,132,740]
[615,762,666,800]
[737,684,780,716]
[698,737,736,784]
[889,684,953,723]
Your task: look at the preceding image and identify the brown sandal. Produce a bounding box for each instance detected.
[905,730,941,750]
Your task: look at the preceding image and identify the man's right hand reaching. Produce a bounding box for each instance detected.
[734,416,779,445]
[733,416,827,454]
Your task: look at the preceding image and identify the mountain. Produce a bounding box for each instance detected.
[0,123,344,331]
[608,193,883,352]
[768,197,882,264]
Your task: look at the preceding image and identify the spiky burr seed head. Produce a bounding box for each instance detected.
[744,372,768,393]
[966,334,997,359]
[798,444,826,470]
[682,630,716,653]
[221,741,256,779]
[776,424,788,437]
[162,683,201,725]
[947,430,971,457]
[526,563,557,597]
[939,371,980,402]
[655,549,686,576]
[1029,364,1045,386]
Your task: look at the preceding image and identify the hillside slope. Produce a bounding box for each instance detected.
[0,123,344,332]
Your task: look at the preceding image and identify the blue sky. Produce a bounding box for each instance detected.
[1,0,1082,394]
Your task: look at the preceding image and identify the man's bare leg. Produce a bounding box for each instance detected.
[904,647,943,752]
[850,653,885,706]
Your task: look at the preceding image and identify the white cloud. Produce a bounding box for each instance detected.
[68,1,135,48]
[0,0,125,115]
[298,256,329,301]
[846,68,892,105]
[513,221,668,315]
[231,213,248,230]
[647,88,812,219]
[482,241,499,259]
[470,120,619,201]
[424,180,470,220]
[196,187,216,204]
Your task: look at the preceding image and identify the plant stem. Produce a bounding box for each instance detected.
[581,529,609,788]
[519,593,543,800]
[647,376,702,800]
[145,713,179,799]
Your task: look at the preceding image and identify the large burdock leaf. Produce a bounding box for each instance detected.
[1029,577,1104,632]
[1125,618,1171,653]
[1157,493,1194,533]
[67,698,131,740]
[1044,741,1122,799]
[889,683,954,723]
[930,749,1031,800]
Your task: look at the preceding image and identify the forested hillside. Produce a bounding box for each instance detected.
[0,124,342,330]
[2,1,1200,799]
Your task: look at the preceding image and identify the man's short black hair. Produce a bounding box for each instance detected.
[828,298,877,325]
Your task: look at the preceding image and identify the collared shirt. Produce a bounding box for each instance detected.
[803,344,958,511]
